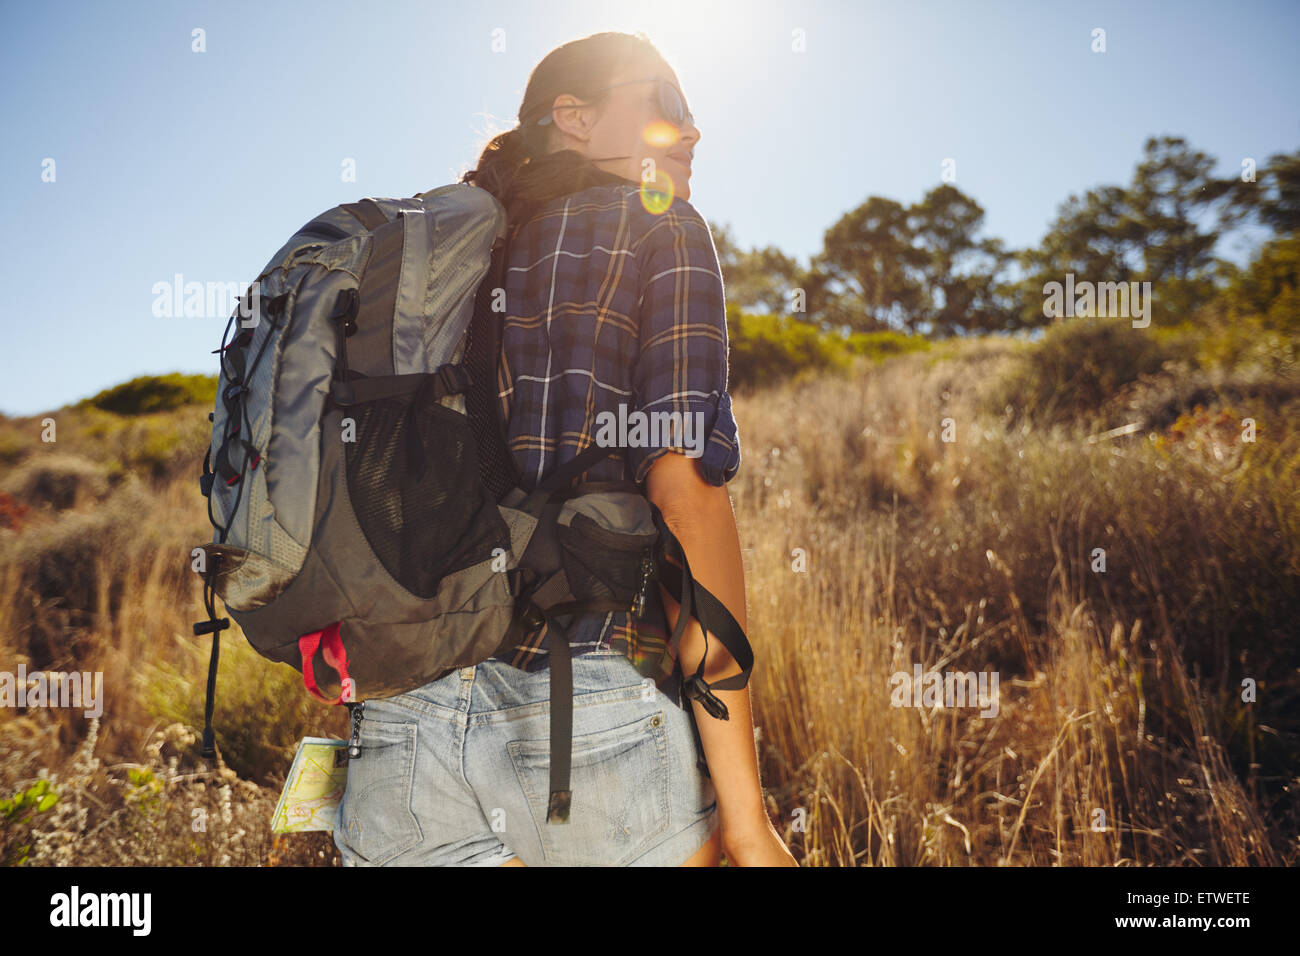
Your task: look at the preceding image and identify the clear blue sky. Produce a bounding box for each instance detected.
[1,0,1296,417]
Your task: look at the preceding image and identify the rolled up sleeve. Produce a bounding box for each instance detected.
[627,201,741,486]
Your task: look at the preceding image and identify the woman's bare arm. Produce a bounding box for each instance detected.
[644,449,768,833]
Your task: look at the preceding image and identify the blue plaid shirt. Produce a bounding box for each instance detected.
[490,183,741,684]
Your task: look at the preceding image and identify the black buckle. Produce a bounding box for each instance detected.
[520,602,546,630]
[265,292,289,316]
[193,617,229,636]
[330,288,360,335]
[505,568,523,598]
[331,379,357,407]
[682,675,729,720]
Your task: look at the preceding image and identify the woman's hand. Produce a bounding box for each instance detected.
[720,815,798,866]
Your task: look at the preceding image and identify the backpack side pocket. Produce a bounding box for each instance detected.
[556,496,658,609]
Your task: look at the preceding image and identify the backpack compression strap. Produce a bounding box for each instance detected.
[191,285,290,759]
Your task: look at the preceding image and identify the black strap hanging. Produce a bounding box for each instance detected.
[192,554,229,758]
[650,503,755,708]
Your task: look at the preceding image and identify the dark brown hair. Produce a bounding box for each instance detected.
[460,31,668,236]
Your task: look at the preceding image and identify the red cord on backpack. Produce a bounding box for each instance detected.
[298,622,354,704]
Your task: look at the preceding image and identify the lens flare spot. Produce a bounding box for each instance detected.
[642,120,679,148]
[640,169,675,215]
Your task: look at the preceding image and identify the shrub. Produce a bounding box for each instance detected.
[4,478,155,669]
[1104,360,1300,432]
[986,314,1188,428]
[0,778,60,865]
[74,374,216,417]
[843,328,930,362]
[726,305,929,390]
[0,454,110,512]
[1222,234,1300,335]
[0,431,30,468]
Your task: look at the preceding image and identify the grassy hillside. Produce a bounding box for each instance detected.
[0,308,1296,866]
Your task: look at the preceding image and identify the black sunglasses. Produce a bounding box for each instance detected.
[536,77,694,128]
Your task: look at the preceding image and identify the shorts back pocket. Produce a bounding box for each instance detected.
[508,710,669,865]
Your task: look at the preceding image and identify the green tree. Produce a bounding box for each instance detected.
[1014,137,1239,326]
[1228,149,1300,236]
[709,220,804,318]
[1013,184,1145,329]
[1220,234,1300,332]
[814,196,929,331]
[1126,136,1236,288]
[908,185,1019,336]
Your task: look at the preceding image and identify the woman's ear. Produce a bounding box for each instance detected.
[547,94,596,145]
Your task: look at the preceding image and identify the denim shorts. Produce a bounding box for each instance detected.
[331,649,718,866]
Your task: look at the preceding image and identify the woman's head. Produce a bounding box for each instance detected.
[461,31,700,233]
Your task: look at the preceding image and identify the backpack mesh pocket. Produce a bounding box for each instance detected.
[344,394,509,598]
[557,512,657,607]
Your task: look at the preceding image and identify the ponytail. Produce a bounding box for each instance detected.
[460,31,666,235]
[462,125,637,236]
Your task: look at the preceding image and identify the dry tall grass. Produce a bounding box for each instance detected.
[0,327,1295,866]
[729,344,1295,866]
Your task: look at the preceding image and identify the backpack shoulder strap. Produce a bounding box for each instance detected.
[464,236,522,499]
[340,199,388,230]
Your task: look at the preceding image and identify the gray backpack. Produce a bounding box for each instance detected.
[191,183,753,824]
